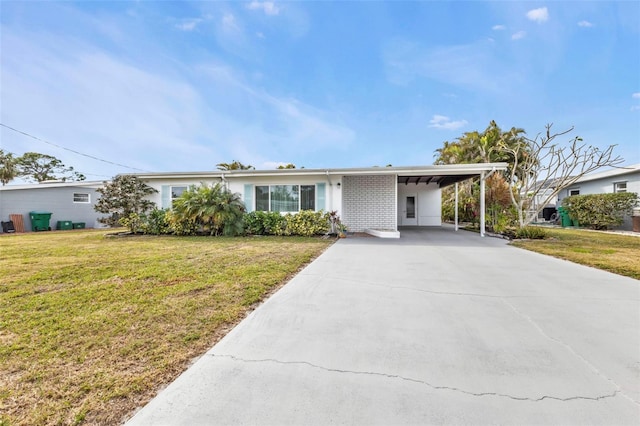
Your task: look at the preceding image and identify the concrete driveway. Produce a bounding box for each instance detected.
[127,226,640,425]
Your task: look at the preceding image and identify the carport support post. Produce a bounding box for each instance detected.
[454,182,459,231]
[480,171,486,237]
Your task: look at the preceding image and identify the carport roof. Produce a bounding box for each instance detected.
[128,163,508,186]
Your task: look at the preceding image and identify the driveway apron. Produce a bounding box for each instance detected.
[127,227,640,425]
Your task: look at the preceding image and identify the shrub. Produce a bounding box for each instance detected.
[165,210,199,236]
[141,208,171,235]
[285,210,330,237]
[244,211,286,235]
[514,226,548,240]
[244,210,330,237]
[563,192,638,230]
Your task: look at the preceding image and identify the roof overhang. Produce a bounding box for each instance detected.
[128,163,508,186]
[0,180,106,191]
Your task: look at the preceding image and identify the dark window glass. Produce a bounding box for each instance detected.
[255,186,269,211]
[300,185,315,211]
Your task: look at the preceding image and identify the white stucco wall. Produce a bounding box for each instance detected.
[397,182,441,226]
[559,172,640,203]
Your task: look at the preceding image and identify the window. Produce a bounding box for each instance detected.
[271,185,299,212]
[73,193,90,203]
[569,189,580,196]
[300,185,315,210]
[171,186,187,206]
[255,186,269,211]
[255,184,316,212]
[614,182,627,193]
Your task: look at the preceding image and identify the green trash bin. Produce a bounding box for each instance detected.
[56,221,73,230]
[29,211,52,232]
[557,207,573,227]
[72,222,86,229]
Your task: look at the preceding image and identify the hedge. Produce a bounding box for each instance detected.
[562,192,638,230]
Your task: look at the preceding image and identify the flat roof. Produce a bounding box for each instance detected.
[127,163,508,181]
[573,164,640,184]
[0,180,106,191]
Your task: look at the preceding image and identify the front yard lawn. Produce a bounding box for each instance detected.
[511,228,640,280]
[0,230,332,425]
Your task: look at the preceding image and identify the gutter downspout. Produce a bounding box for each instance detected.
[325,171,333,212]
[220,173,228,190]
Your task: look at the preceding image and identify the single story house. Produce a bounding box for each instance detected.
[0,180,106,232]
[132,163,507,237]
[557,163,640,230]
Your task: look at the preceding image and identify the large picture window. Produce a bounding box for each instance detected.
[255,185,316,212]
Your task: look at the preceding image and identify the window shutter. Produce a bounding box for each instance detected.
[316,183,326,211]
[161,185,171,209]
[244,184,254,212]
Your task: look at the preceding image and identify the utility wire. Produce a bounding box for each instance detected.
[1,123,151,172]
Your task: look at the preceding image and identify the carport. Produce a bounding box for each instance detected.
[394,163,508,236]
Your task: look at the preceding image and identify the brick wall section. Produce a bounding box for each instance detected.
[342,175,396,232]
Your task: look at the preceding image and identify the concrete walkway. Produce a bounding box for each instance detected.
[127,227,640,425]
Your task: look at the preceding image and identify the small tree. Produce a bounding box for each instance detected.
[0,149,19,185]
[94,175,158,228]
[277,163,296,169]
[17,152,85,182]
[499,124,624,227]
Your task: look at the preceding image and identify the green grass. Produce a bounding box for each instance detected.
[511,228,640,280]
[0,230,333,425]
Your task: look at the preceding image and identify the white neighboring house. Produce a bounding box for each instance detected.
[557,164,640,230]
[132,163,507,237]
[0,180,107,232]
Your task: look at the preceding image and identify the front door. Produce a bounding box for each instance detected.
[402,195,418,226]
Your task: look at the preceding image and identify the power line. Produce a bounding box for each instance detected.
[1,123,151,172]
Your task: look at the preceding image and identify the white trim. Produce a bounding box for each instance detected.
[73,193,91,203]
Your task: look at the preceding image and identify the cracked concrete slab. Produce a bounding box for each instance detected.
[127,226,640,425]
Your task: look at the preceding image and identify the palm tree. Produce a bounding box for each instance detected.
[172,183,245,236]
[216,161,254,171]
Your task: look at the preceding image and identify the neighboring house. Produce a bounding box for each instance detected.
[0,181,106,232]
[557,164,640,230]
[133,163,506,237]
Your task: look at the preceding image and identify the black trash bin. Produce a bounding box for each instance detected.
[1,220,15,233]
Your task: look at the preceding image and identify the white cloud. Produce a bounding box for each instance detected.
[428,115,468,130]
[492,24,506,31]
[1,28,355,177]
[631,106,640,112]
[577,20,593,28]
[511,31,526,40]
[382,38,525,93]
[526,7,549,23]
[246,1,280,16]
[632,93,640,99]
[222,13,239,32]
[175,18,203,32]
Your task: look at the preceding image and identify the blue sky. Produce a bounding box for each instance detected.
[1,1,639,180]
